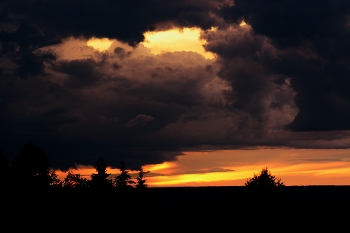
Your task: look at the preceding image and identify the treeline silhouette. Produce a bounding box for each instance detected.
[1,140,287,190]
[3,140,350,208]
[0,140,149,189]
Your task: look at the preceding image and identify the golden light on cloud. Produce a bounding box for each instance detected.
[239,21,247,26]
[87,37,114,51]
[142,27,215,59]
[143,162,176,173]
[148,171,237,186]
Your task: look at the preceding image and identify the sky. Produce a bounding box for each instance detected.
[1,0,350,186]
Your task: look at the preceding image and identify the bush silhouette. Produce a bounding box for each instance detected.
[245,167,284,187]
[63,169,89,188]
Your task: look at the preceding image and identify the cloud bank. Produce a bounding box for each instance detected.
[1,0,350,169]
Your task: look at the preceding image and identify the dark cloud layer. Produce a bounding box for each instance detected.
[221,0,350,131]
[1,0,350,170]
[2,0,226,46]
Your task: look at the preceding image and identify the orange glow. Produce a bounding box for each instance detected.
[40,28,216,62]
[55,148,350,187]
[38,37,96,61]
[145,161,350,187]
[143,162,177,173]
[147,171,237,186]
[87,37,114,51]
[240,21,247,26]
[142,27,215,59]
[144,148,350,187]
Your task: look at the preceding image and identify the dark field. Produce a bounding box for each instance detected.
[3,186,350,229]
[5,186,350,205]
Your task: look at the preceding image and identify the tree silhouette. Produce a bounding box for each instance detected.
[245,167,284,187]
[63,169,89,188]
[89,156,113,189]
[135,167,149,189]
[114,160,135,188]
[49,169,63,188]
[10,140,58,188]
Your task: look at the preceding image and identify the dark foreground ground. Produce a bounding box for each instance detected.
[3,186,350,229]
[5,185,350,205]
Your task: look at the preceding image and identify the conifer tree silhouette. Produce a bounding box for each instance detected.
[245,167,284,187]
[89,156,113,189]
[114,160,135,188]
[135,167,149,189]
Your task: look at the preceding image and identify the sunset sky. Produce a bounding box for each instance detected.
[1,0,350,186]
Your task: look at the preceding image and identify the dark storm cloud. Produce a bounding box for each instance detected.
[202,25,297,138]
[125,114,155,128]
[2,0,227,46]
[1,0,350,170]
[1,38,224,169]
[114,47,131,60]
[55,59,104,88]
[0,23,58,78]
[219,0,350,131]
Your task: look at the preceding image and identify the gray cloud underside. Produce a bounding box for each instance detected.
[1,0,350,169]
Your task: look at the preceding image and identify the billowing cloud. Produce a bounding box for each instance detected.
[1,0,350,171]
[220,0,350,131]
